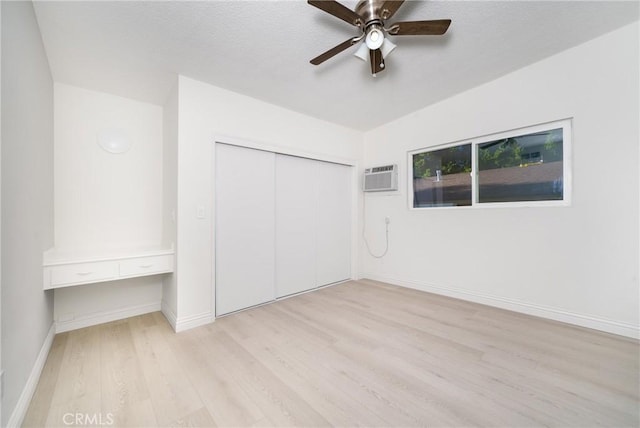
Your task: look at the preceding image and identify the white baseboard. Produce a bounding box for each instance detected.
[161,300,177,332]
[361,273,640,340]
[160,302,212,333]
[175,311,213,333]
[7,323,56,428]
[55,301,161,333]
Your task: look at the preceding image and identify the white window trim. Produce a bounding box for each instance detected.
[407,118,572,210]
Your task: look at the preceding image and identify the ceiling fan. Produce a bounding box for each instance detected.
[308,0,451,76]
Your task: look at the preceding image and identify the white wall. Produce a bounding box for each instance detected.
[52,83,165,328]
[1,1,55,425]
[54,83,163,250]
[0,3,4,423]
[162,81,178,320]
[362,23,639,338]
[53,276,162,332]
[172,76,363,330]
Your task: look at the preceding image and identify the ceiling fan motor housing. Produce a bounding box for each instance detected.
[355,0,390,24]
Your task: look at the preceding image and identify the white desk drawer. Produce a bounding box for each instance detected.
[50,261,119,287]
[119,254,173,277]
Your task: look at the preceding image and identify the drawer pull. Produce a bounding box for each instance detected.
[139,264,154,268]
[76,272,93,276]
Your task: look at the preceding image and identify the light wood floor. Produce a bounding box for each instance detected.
[24,280,639,427]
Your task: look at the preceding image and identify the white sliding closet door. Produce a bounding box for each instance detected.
[215,144,275,315]
[275,155,318,298]
[317,161,352,286]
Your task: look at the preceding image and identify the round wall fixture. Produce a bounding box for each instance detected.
[97,128,132,154]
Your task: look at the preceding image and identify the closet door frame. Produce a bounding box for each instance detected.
[211,136,359,318]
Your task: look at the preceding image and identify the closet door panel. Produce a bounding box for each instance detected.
[275,155,318,298]
[215,144,275,315]
[316,162,352,286]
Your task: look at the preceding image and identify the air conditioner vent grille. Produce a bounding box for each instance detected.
[364,164,398,192]
[371,165,394,173]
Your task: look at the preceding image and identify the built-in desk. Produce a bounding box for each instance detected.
[43,247,174,290]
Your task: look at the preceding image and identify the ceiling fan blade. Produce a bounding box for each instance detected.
[310,37,361,65]
[387,19,451,36]
[369,48,385,75]
[308,0,363,27]
[380,0,405,20]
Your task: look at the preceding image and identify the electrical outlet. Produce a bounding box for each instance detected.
[385,217,391,225]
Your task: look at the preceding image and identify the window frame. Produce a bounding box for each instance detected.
[407,119,572,210]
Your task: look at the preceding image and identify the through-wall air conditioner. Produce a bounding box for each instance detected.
[363,164,398,192]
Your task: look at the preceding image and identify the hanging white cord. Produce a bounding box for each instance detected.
[362,195,389,258]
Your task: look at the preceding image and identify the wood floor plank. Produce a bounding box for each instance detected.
[128,319,204,426]
[22,333,68,428]
[23,280,640,427]
[167,326,265,427]
[44,326,102,427]
[170,406,217,427]
[209,329,331,426]
[99,321,151,406]
[222,307,393,426]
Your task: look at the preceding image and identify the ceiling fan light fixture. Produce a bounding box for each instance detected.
[365,27,384,50]
[380,38,396,58]
[354,41,369,61]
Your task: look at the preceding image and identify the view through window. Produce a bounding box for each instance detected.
[413,144,472,207]
[410,120,570,208]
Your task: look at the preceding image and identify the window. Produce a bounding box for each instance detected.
[478,128,564,203]
[409,119,571,209]
[412,144,472,207]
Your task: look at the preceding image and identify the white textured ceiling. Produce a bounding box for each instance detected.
[33,1,638,131]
